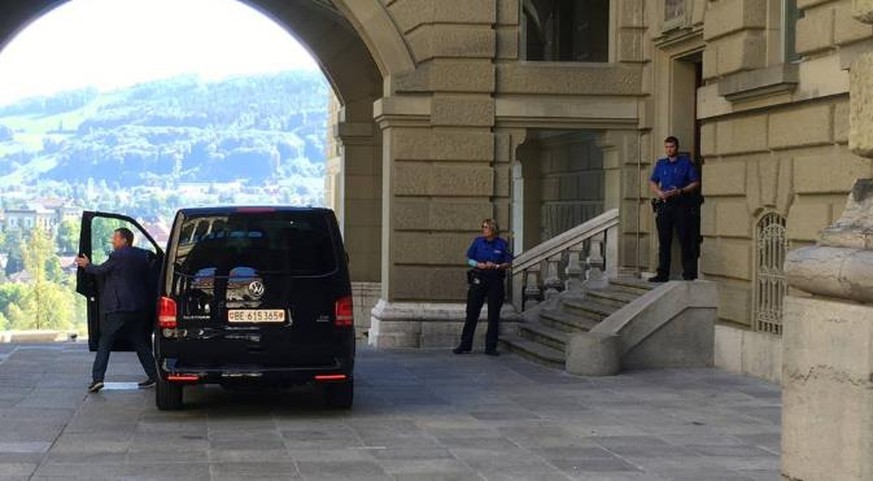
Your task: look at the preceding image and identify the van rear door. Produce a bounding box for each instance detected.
[164,209,347,367]
[75,211,164,352]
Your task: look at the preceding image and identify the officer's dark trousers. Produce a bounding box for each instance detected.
[92,312,158,382]
[656,199,698,280]
[459,276,504,352]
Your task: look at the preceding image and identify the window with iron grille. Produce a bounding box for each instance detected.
[753,212,788,335]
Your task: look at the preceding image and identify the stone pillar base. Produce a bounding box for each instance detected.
[368,300,521,348]
[351,282,381,338]
[782,296,873,481]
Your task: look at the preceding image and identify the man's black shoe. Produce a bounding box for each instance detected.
[683,275,698,281]
[138,379,156,389]
[452,347,471,355]
[484,350,500,357]
[648,275,669,283]
[87,380,104,393]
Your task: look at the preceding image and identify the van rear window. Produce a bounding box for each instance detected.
[172,211,338,278]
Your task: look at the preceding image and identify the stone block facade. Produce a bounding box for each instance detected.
[5,0,871,357]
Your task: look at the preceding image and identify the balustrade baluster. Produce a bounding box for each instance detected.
[605,224,619,279]
[585,233,608,289]
[565,243,585,291]
[522,264,542,309]
[543,254,564,299]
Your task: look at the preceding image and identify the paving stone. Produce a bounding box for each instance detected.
[0,344,782,480]
[390,473,483,481]
[0,462,37,477]
[209,461,300,479]
[376,457,473,474]
[288,448,375,462]
[550,457,642,474]
[296,460,388,479]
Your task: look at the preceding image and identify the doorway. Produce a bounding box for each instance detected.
[667,52,704,278]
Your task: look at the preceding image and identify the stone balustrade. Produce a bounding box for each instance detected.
[511,208,619,310]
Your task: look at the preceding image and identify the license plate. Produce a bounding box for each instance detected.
[227,309,286,324]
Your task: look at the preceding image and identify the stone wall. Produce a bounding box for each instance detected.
[538,133,606,242]
[648,0,873,333]
[697,101,872,328]
[269,0,873,358]
[714,324,782,383]
[517,132,607,248]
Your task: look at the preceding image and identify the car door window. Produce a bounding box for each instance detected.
[90,217,158,264]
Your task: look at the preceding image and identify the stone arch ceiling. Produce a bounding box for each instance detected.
[0,0,415,110]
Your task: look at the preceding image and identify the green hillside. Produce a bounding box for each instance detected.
[0,71,331,213]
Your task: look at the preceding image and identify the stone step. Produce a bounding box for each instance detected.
[584,288,638,309]
[499,333,565,369]
[517,322,569,352]
[561,298,616,321]
[539,309,599,333]
[608,276,656,296]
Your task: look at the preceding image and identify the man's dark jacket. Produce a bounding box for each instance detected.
[84,246,151,314]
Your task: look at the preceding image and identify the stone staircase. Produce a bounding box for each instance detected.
[500,277,655,369]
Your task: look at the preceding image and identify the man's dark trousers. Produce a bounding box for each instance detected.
[459,275,504,352]
[92,312,158,382]
[656,198,697,280]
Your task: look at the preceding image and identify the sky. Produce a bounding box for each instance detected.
[0,0,320,106]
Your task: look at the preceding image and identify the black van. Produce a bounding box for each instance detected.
[76,207,355,411]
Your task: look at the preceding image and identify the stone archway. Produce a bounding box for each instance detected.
[0,0,416,329]
[1,0,652,349]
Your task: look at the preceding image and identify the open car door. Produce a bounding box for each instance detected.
[75,211,165,352]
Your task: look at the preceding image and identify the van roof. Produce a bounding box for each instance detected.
[177,206,334,216]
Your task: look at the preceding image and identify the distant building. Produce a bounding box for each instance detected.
[0,201,81,233]
[8,270,32,283]
[3,203,55,231]
[56,256,78,275]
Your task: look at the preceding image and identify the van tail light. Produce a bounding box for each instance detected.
[315,374,347,382]
[158,297,177,329]
[334,296,353,328]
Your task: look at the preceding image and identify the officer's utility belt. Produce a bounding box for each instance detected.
[467,268,504,286]
[651,193,701,212]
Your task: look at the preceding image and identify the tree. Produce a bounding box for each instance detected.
[18,227,75,330]
[4,231,24,277]
[5,303,29,330]
[90,218,124,264]
[0,282,29,330]
[46,257,64,283]
[56,219,80,255]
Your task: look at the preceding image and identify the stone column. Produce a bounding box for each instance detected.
[781,4,873,479]
[369,94,521,348]
[337,118,382,284]
[367,0,522,348]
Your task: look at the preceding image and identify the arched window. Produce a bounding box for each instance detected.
[753,212,788,335]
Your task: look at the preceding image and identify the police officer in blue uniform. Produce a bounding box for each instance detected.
[649,136,701,282]
[453,219,512,356]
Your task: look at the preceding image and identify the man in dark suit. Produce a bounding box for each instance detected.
[75,228,158,393]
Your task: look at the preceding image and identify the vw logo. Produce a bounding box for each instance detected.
[247,280,265,299]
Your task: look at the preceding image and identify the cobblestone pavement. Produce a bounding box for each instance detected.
[0,343,780,480]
